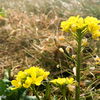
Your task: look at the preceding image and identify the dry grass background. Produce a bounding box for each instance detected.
[0,0,100,99]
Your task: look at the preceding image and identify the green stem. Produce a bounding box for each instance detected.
[32,85,41,100]
[75,37,81,100]
[62,88,66,100]
[60,86,67,100]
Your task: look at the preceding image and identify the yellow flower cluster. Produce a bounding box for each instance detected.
[11,66,50,90]
[50,77,74,86]
[61,15,100,39]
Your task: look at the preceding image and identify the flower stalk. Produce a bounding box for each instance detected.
[75,35,81,100]
[32,85,41,100]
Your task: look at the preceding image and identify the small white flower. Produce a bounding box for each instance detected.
[65,46,71,54]
[56,64,60,68]
[73,67,76,76]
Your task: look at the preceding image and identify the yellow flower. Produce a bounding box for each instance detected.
[66,77,74,84]
[15,71,26,79]
[61,21,70,32]
[50,77,75,86]
[50,79,57,84]
[61,15,100,39]
[82,38,87,46]
[23,77,32,88]
[77,17,86,29]
[56,78,66,85]
[11,66,50,89]
[50,78,66,85]
[92,31,100,39]
[31,72,43,86]
[11,77,22,90]
[43,71,50,80]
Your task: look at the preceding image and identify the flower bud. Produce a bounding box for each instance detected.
[59,36,65,40]
[72,54,76,58]
[59,48,64,53]
[94,48,97,52]
[82,38,87,46]
[71,24,76,32]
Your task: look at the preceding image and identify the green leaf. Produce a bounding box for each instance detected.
[0,79,6,96]
[24,96,42,100]
[0,9,4,12]
[44,82,50,99]
[4,86,18,100]
[3,79,11,85]
[80,98,86,100]
[52,96,57,100]
[4,67,11,80]
[0,13,5,17]
[19,88,28,100]
[0,9,6,17]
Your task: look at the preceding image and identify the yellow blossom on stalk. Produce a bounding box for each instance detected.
[82,38,87,46]
[43,71,50,80]
[50,77,75,86]
[50,78,66,86]
[92,31,100,39]
[11,66,50,90]
[14,71,26,79]
[57,78,66,85]
[61,21,70,32]
[11,77,22,90]
[23,77,32,88]
[61,15,100,39]
[66,77,74,84]
[31,71,43,86]
[77,17,86,29]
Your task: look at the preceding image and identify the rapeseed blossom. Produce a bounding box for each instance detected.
[61,15,100,39]
[50,77,74,86]
[11,66,50,90]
